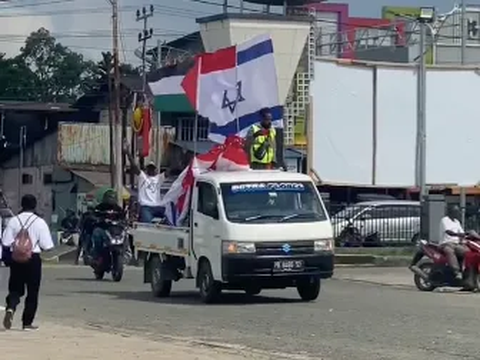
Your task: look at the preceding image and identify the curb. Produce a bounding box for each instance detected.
[335,254,411,267]
[42,248,412,267]
[42,245,77,263]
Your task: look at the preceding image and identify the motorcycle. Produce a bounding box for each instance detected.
[90,211,129,282]
[411,237,480,292]
[335,218,364,247]
[59,228,79,246]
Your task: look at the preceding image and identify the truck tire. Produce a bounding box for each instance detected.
[150,256,172,297]
[296,278,321,301]
[198,260,221,304]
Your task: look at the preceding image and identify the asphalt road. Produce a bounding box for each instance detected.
[1,265,480,360]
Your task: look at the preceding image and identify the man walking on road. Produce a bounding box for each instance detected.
[1,194,54,330]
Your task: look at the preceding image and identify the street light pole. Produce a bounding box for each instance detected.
[417,7,435,239]
[461,0,466,64]
[418,21,427,200]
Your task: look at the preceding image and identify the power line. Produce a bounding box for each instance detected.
[0,0,75,10]
[0,4,208,18]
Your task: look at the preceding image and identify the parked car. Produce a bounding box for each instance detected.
[331,200,420,246]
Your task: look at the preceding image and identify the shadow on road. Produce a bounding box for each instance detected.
[74,289,303,306]
[56,277,110,282]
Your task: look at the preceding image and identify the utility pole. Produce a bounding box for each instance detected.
[136,5,154,93]
[109,0,123,205]
[17,126,26,207]
[136,5,154,171]
[102,51,115,188]
[156,39,163,168]
[461,0,467,64]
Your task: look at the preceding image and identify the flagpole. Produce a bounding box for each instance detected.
[235,53,240,135]
[193,56,202,162]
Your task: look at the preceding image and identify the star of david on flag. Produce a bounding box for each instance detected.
[181,34,283,143]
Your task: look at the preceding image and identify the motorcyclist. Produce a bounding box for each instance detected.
[91,189,125,260]
[409,204,480,282]
[75,205,95,265]
[61,209,78,237]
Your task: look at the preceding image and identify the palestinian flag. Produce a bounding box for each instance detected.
[148,59,194,113]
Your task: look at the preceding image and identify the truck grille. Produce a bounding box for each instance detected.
[255,241,314,256]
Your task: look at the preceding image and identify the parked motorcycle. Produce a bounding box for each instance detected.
[59,229,78,246]
[91,211,129,282]
[411,238,480,292]
[335,218,364,247]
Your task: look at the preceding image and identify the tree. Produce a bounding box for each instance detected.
[17,28,96,102]
[0,53,37,101]
[0,28,139,103]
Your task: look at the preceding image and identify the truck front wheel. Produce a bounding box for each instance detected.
[198,260,221,304]
[296,277,321,301]
[150,256,172,297]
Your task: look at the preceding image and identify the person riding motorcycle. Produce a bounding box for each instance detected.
[91,189,125,260]
[61,209,79,232]
[75,205,95,265]
[410,204,480,283]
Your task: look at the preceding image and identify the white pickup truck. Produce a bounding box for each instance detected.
[131,170,334,303]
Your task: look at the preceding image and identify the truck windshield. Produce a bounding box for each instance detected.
[220,181,328,224]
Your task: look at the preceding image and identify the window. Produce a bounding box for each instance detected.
[369,206,393,219]
[43,173,53,185]
[369,205,420,219]
[178,117,209,141]
[22,173,33,184]
[197,182,219,219]
[221,181,327,224]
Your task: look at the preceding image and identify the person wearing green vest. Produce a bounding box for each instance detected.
[245,108,277,169]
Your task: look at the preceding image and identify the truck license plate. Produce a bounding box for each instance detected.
[273,260,304,272]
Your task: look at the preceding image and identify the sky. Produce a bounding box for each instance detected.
[0,0,476,65]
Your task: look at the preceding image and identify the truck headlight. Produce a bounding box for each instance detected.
[222,241,256,254]
[314,239,334,252]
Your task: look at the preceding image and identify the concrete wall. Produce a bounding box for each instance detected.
[198,14,310,105]
[0,165,54,218]
[2,132,57,169]
[435,45,480,65]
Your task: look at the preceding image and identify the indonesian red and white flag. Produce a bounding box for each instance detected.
[181,34,283,143]
[160,136,250,226]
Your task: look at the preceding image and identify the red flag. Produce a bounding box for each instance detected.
[181,54,201,109]
[161,135,249,226]
[181,46,236,110]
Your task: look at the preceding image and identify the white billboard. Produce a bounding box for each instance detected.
[311,59,480,186]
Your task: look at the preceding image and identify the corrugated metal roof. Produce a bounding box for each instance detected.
[71,170,111,187]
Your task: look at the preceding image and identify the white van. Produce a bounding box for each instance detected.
[131,170,334,303]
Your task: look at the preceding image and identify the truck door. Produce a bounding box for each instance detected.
[191,181,222,280]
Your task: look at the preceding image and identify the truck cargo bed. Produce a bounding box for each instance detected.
[130,222,190,257]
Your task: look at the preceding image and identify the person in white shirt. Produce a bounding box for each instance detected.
[1,194,54,330]
[124,140,167,222]
[439,205,469,280]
